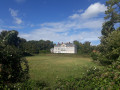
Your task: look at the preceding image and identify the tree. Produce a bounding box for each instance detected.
[73,40,93,54]
[0,30,29,84]
[23,40,54,54]
[99,30,120,64]
[98,0,120,65]
[101,21,115,37]
[73,40,80,50]
[105,0,120,23]
[82,41,91,54]
[101,0,120,37]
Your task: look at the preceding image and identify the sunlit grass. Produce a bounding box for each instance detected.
[26,54,100,86]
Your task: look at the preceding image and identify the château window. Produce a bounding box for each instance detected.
[61,48,66,51]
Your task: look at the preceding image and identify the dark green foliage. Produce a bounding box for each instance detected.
[99,30,120,65]
[39,50,50,54]
[0,30,26,48]
[23,40,54,55]
[101,21,115,37]
[54,62,120,90]
[73,40,95,55]
[98,0,120,65]
[0,30,29,85]
[21,80,49,89]
[0,46,29,83]
[83,41,91,54]
[105,0,120,23]
[0,80,49,89]
[91,52,99,61]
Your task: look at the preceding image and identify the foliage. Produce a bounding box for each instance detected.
[54,62,120,90]
[39,50,50,54]
[91,52,100,61]
[73,40,95,55]
[1,61,120,89]
[99,30,120,65]
[98,0,120,65]
[0,30,26,48]
[101,21,115,37]
[105,0,120,23]
[23,40,54,55]
[0,80,49,89]
[0,30,29,85]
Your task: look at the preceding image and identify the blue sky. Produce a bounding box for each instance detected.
[0,0,107,45]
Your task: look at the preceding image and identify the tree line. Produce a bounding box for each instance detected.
[73,40,96,55]
[23,40,54,55]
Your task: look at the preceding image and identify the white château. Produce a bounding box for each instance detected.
[50,42,77,54]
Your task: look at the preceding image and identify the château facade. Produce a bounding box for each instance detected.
[50,42,77,54]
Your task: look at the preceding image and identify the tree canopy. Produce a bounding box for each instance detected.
[96,0,120,65]
[0,30,29,84]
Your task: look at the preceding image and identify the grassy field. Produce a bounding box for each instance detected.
[26,54,99,86]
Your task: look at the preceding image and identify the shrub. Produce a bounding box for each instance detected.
[0,80,49,89]
[99,30,120,65]
[91,52,99,61]
[0,30,29,85]
[0,45,29,84]
[54,63,120,90]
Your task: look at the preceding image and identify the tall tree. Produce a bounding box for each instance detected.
[98,0,120,65]
[101,21,115,37]
[105,0,120,23]
[101,0,120,37]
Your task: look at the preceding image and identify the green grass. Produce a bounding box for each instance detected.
[26,54,100,86]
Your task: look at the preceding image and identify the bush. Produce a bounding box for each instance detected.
[0,45,29,84]
[99,31,120,65]
[0,80,49,89]
[54,63,120,90]
[0,30,29,85]
[91,52,99,61]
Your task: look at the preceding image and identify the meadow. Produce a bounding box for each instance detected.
[26,54,100,86]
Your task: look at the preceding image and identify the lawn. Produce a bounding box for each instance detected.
[26,54,99,86]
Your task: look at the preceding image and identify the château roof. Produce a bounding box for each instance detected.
[54,43,75,47]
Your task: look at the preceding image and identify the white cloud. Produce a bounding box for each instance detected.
[81,19,104,29]
[9,8,22,24]
[40,18,104,32]
[9,8,18,17]
[81,2,107,19]
[69,2,107,19]
[69,14,80,19]
[15,18,22,24]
